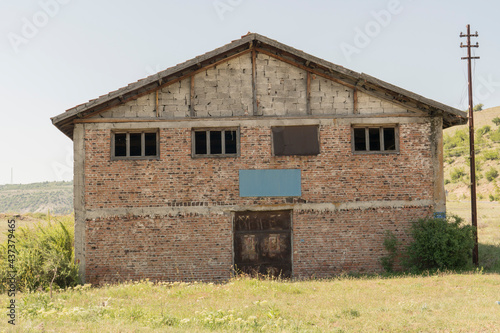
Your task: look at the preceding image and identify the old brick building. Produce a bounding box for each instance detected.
[52,33,467,284]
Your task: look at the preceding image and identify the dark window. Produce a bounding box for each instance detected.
[272,125,320,156]
[195,131,207,155]
[368,128,380,151]
[129,133,142,157]
[193,128,239,157]
[353,128,366,151]
[112,131,159,159]
[352,126,398,153]
[114,133,127,157]
[225,131,237,154]
[210,131,222,154]
[383,128,396,151]
[145,133,157,156]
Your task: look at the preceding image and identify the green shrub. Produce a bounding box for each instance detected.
[489,129,500,142]
[0,217,80,292]
[482,149,499,161]
[492,116,500,126]
[450,167,466,183]
[476,125,491,138]
[444,129,469,158]
[485,168,499,182]
[404,215,474,272]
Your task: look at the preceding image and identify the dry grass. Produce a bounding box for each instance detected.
[1,274,500,332]
[447,200,500,272]
[444,106,500,136]
[0,214,42,243]
[447,200,500,245]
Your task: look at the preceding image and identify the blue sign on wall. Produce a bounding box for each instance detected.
[239,169,301,197]
[434,212,446,219]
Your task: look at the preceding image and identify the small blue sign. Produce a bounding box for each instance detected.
[434,212,446,219]
[239,169,301,197]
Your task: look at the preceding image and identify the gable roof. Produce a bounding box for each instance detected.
[52,33,467,139]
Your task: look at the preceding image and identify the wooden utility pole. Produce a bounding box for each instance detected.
[460,24,479,266]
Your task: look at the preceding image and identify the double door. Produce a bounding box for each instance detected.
[234,210,292,278]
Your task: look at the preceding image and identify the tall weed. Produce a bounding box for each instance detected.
[0,216,79,292]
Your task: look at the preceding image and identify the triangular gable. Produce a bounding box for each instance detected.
[52,33,467,139]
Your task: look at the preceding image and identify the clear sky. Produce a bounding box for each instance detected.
[0,0,497,185]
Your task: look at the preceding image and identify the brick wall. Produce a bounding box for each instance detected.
[84,122,433,208]
[292,206,433,277]
[85,212,232,284]
[84,206,433,283]
[82,120,437,283]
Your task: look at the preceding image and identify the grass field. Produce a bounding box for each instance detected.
[447,200,500,271]
[1,273,500,332]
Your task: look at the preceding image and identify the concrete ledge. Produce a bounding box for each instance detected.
[84,199,435,220]
[81,115,428,131]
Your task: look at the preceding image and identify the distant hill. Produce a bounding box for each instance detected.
[0,181,73,215]
[444,106,500,201]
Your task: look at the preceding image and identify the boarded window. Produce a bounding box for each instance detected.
[112,130,159,159]
[352,126,398,153]
[192,128,239,157]
[272,125,320,156]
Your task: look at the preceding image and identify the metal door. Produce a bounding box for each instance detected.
[234,210,291,278]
